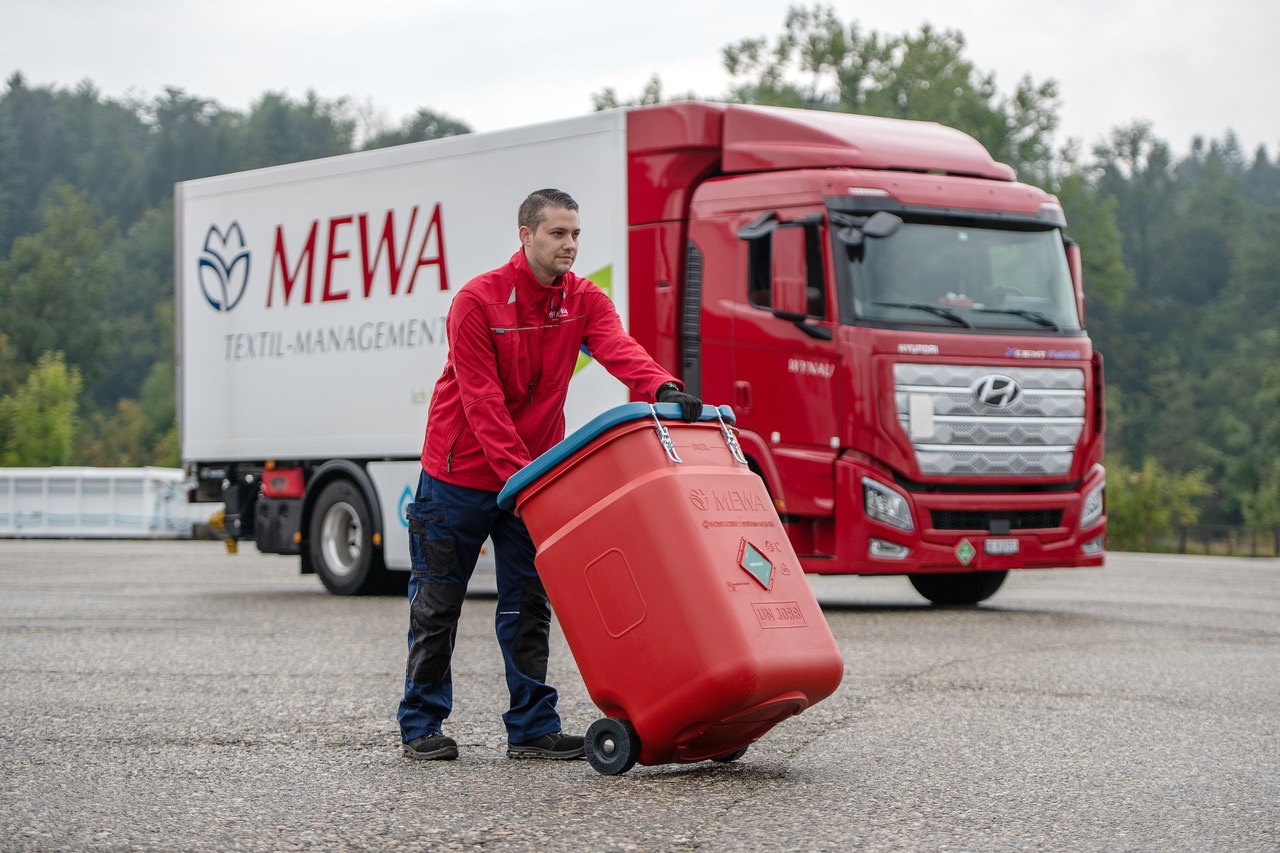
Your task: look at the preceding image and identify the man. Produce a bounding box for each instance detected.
[398,188,702,761]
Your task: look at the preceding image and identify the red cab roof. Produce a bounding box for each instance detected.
[626,101,1016,224]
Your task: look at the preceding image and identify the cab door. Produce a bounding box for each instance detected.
[689,203,841,516]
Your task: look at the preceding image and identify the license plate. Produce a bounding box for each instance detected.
[984,538,1020,556]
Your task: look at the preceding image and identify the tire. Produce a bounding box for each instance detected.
[712,745,750,763]
[309,479,382,596]
[585,717,640,776]
[908,570,1008,606]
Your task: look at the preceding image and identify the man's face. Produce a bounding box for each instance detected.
[520,207,580,285]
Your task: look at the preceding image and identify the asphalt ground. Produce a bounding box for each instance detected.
[1,540,1276,852]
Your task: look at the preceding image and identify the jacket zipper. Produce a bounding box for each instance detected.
[443,415,465,474]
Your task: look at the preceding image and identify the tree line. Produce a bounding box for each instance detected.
[2,4,1278,549]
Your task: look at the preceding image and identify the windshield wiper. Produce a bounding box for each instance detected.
[873,302,973,328]
[974,308,1061,330]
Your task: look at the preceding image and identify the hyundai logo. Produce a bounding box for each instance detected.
[198,223,251,312]
[972,374,1022,408]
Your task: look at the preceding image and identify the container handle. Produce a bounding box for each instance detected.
[717,410,749,465]
[649,404,683,463]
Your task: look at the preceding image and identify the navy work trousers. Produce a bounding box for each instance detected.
[396,471,561,744]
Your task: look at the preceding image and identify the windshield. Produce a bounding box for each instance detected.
[845,220,1081,331]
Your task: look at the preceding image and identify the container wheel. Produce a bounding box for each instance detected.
[712,745,750,763]
[908,570,1007,606]
[585,717,639,776]
[310,479,382,595]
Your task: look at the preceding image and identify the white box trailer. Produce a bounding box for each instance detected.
[175,111,635,592]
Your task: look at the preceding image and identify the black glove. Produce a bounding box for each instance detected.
[657,382,702,422]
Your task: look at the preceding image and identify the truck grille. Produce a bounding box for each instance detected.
[894,363,1085,477]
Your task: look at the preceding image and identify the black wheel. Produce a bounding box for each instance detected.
[309,479,382,595]
[712,745,749,763]
[908,570,1007,606]
[585,717,639,776]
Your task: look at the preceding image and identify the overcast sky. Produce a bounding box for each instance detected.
[5,0,1278,159]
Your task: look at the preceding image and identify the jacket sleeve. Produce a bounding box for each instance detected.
[447,295,533,482]
[579,283,677,399]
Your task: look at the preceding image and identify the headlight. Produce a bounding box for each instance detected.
[862,477,914,531]
[1081,481,1105,528]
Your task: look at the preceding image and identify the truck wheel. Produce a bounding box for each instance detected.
[908,570,1007,606]
[585,717,639,776]
[310,479,381,595]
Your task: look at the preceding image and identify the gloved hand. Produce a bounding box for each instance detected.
[657,382,703,422]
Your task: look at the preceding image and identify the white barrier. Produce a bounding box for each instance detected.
[0,467,220,538]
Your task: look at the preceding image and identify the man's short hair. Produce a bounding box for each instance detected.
[518,189,579,231]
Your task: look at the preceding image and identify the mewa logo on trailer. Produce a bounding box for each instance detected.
[195,203,449,313]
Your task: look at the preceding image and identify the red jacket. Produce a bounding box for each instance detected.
[421,249,677,491]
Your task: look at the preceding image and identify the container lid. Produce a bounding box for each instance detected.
[496,402,735,510]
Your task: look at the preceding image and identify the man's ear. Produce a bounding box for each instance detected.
[518,225,533,246]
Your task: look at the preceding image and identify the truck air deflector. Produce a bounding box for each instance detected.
[720,105,1016,181]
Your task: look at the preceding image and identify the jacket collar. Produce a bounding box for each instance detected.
[509,249,571,307]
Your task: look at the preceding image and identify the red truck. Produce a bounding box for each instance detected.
[176,101,1105,602]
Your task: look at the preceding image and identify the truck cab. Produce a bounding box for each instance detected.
[629,104,1106,604]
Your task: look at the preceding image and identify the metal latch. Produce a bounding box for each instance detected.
[649,404,683,463]
[717,410,748,465]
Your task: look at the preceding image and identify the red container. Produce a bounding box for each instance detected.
[498,403,844,774]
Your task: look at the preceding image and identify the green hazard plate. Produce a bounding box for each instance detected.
[738,540,774,589]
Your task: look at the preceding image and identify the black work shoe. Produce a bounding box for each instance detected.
[403,733,459,760]
[506,731,586,760]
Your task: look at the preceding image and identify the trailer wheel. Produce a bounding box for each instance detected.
[310,479,381,595]
[908,570,1007,606]
[585,717,639,776]
[712,745,749,763]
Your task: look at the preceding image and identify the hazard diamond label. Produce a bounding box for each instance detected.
[955,539,976,566]
[738,540,774,589]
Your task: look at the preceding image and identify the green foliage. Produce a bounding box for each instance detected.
[237,90,356,168]
[1104,455,1210,551]
[98,202,172,406]
[362,108,471,150]
[138,88,243,199]
[594,75,665,111]
[0,351,82,466]
[1085,121,1280,529]
[0,74,149,255]
[1053,170,1134,308]
[0,186,116,388]
[1241,459,1280,528]
[1231,359,1280,528]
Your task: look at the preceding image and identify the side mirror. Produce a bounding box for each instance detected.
[864,211,902,238]
[1066,239,1085,325]
[771,226,809,318]
[835,211,902,246]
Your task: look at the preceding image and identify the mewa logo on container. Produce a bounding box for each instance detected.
[196,203,449,313]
